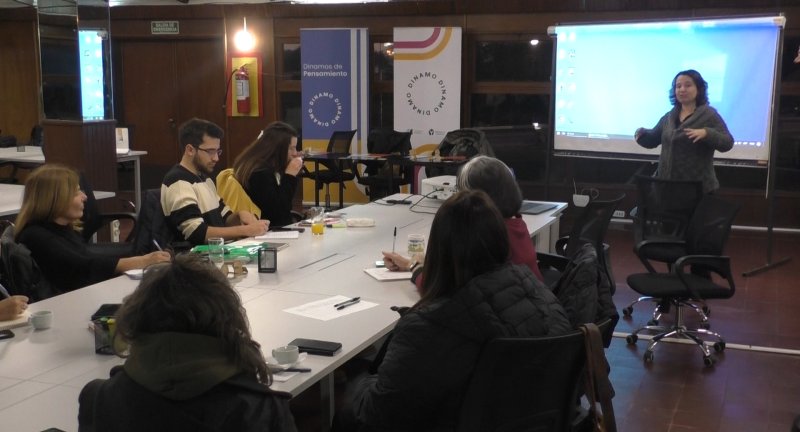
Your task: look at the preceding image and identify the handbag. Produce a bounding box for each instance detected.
[580,323,617,432]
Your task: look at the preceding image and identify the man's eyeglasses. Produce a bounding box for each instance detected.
[196,147,223,157]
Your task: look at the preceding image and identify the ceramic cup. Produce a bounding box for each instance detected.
[29,310,53,330]
[272,345,300,365]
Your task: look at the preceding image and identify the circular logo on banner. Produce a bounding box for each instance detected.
[405,71,448,117]
[307,92,343,127]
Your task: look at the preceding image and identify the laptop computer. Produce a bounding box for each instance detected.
[520,201,557,215]
[115,127,130,155]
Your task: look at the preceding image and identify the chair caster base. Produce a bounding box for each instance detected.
[626,334,638,345]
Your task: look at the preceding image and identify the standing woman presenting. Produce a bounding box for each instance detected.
[635,69,734,193]
[226,122,304,227]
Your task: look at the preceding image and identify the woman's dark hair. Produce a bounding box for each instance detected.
[115,254,271,385]
[669,69,709,107]
[233,121,299,186]
[456,156,522,218]
[418,190,509,306]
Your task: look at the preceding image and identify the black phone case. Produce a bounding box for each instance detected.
[91,303,121,321]
[289,338,342,356]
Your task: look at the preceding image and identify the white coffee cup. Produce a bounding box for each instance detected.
[573,194,590,207]
[29,310,53,330]
[272,345,299,365]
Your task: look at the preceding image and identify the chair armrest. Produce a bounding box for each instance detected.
[673,255,734,299]
[634,239,686,273]
[553,236,569,257]
[536,252,569,272]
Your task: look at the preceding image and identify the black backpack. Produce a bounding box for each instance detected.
[427,128,495,177]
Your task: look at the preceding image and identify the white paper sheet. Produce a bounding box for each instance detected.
[284,295,377,321]
[255,231,300,240]
[363,267,412,281]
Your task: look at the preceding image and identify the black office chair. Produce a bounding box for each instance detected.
[353,129,412,201]
[128,189,190,255]
[539,194,625,292]
[622,176,704,323]
[304,130,357,210]
[0,223,58,302]
[457,320,615,432]
[549,243,618,347]
[625,195,740,366]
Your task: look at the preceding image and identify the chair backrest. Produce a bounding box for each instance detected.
[130,189,189,255]
[363,129,412,176]
[79,174,102,243]
[427,128,495,177]
[457,331,586,432]
[563,194,625,259]
[552,243,618,345]
[320,130,357,173]
[685,195,740,256]
[634,175,703,244]
[0,225,57,301]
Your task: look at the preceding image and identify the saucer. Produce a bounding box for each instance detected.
[266,352,307,371]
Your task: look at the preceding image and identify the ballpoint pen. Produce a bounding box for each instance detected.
[392,227,397,253]
[336,299,361,310]
[152,239,163,251]
[334,296,360,308]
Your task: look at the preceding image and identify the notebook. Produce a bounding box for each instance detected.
[520,201,557,215]
[0,310,30,331]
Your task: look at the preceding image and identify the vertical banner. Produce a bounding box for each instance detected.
[301,28,369,204]
[393,27,462,155]
[227,55,262,117]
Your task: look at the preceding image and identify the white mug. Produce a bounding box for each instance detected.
[272,345,299,365]
[29,310,53,330]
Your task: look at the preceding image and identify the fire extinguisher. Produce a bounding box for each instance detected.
[234,65,251,114]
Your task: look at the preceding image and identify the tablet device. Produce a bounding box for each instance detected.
[289,338,342,356]
[520,201,557,215]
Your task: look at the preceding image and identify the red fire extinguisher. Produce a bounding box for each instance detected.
[234,65,251,114]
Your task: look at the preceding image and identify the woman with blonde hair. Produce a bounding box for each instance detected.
[15,164,170,295]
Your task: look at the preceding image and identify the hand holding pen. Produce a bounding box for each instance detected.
[334,297,360,310]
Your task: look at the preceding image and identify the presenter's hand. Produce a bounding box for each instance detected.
[683,128,707,143]
[382,251,412,272]
[0,295,28,321]
[286,157,304,176]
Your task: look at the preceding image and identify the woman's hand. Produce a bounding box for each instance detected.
[286,157,304,176]
[381,251,412,272]
[0,295,28,321]
[143,251,172,266]
[683,127,707,143]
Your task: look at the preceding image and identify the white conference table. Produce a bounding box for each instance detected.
[0,146,148,212]
[0,184,116,218]
[0,194,566,432]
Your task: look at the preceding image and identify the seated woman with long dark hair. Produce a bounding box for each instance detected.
[79,254,297,432]
[15,164,170,295]
[335,190,571,431]
[221,121,303,228]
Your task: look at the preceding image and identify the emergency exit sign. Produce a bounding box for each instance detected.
[151,21,179,35]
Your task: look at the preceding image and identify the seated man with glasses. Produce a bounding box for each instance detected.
[161,118,269,246]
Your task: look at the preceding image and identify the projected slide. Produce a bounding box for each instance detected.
[552,16,783,165]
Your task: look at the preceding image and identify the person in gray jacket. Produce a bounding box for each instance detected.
[334,190,572,432]
[635,69,733,193]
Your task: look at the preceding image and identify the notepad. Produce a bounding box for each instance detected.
[256,230,300,240]
[363,267,412,281]
[0,310,30,331]
[520,201,557,215]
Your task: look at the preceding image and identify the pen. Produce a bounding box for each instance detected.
[337,298,361,310]
[392,226,397,253]
[284,367,311,373]
[334,296,360,308]
[152,239,163,251]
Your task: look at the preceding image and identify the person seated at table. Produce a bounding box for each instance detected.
[333,190,571,432]
[78,254,297,432]
[383,155,545,283]
[15,164,171,294]
[0,294,27,321]
[162,118,269,246]
[219,121,303,228]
